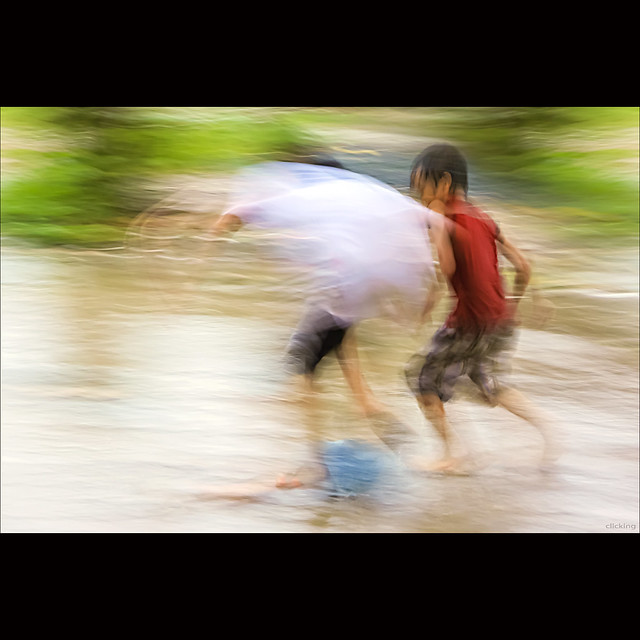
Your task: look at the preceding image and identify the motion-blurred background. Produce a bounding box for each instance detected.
[2,107,637,247]
[2,107,638,533]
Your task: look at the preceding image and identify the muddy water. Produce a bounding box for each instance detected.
[2,229,637,533]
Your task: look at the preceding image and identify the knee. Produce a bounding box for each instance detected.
[418,393,445,417]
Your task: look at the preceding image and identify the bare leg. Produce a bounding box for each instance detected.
[416,392,471,473]
[287,372,325,440]
[336,330,385,418]
[195,481,281,501]
[195,467,325,502]
[494,386,562,465]
[336,330,418,453]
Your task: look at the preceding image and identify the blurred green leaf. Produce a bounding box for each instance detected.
[2,107,637,247]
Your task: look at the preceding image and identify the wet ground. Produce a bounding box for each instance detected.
[1,134,638,533]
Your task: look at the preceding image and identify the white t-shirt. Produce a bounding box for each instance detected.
[224,162,440,324]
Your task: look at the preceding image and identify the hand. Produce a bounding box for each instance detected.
[506,297,522,326]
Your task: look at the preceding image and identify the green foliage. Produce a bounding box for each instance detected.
[2,107,638,247]
[435,107,639,241]
[1,107,315,246]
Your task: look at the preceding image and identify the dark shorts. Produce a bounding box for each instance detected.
[405,323,515,403]
[285,305,351,376]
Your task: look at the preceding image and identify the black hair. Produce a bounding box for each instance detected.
[410,143,468,197]
[277,143,347,170]
[304,152,346,170]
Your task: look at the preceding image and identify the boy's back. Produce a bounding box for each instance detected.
[225,161,438,324]
[445,198,510,332]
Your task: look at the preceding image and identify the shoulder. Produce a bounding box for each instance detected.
[460,200,499,237]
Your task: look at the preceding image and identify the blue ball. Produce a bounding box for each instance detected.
[322,439,385,497]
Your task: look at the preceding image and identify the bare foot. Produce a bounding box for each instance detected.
[275,473,303,489]
[195,482,270,501]
[409,456,474,476]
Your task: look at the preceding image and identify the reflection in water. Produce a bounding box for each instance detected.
[1,240,638,533]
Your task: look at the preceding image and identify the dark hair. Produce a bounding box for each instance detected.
[277,143,347,170]
[304,152,346,170]
[410,143,468,197]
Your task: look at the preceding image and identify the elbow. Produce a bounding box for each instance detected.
[442,264,456,281]
[440,256,456,280]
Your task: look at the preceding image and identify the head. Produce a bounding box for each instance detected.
[410,143,468,206]
[304,152,347,170]
[277,143,347,170]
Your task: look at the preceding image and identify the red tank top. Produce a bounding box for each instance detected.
[444,198,510,331]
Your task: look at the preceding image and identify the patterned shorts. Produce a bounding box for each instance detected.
[405,323,515,403]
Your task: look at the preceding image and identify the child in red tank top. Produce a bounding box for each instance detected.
[445,197,511,332]
[405,143,561,474]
